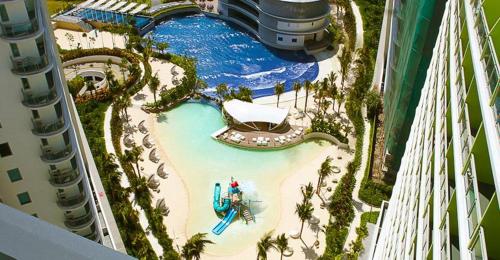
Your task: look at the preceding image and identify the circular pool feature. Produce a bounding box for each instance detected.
[149,15,319,98]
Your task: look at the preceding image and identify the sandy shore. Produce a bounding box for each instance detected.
[55,26,356,259]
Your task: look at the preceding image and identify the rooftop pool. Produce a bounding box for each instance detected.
[149,15,319,98]
[154,102,329,255]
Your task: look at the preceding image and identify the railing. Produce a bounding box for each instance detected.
[0,17,39,39]
[32,117,66,136]
[49,168,81,186]
[64,211,95,230]
[41,144,73,162]
[56,193,87,209]
[22,89,58,107]
[11,54,50,75]
[83,229,100,242]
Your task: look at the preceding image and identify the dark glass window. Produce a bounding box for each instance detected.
[0,143,12,157]
[9,43,20,57]
[7,168,22,182]
[0,5,8,22]
[17,192,31,205]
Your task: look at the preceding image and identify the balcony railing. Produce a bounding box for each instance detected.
[22,89,59,108]
[56,193,88,210]
[11,54,50,75]
[32,117,66,136]
[0,18,39,40]
[83,230,100,242]
[49,168,81,187]
[64,211,95,230]
[41,144,74,163]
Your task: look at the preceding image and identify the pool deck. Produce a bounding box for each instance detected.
[214,126,307,149]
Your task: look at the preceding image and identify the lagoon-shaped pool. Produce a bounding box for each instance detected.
[149,15,319,98]
[154,102,329,255]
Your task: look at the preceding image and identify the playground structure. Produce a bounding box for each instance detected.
[212,179,256,235]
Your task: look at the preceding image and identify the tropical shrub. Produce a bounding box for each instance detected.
[311,118,349,143]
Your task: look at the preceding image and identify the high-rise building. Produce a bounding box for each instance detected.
[382,0,446,173]
[369,0,499,258]
[0,0,124,251]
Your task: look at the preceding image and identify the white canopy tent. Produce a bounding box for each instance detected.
[222,100,289,130]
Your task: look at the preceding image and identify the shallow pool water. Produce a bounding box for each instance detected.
[154,102,329,255]
[149,15,319,98]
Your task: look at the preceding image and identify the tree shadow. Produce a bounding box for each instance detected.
[301,245,319,260]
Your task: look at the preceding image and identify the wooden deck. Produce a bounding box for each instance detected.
[214,125,306,149]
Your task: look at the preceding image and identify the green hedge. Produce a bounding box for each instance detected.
[311,118,349,144]
[77,101,157,259]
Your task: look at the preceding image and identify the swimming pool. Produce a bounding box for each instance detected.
[74,9,151,29]
[149,15,319,98]
[154,102,329,255]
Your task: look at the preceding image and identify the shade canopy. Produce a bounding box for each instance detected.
[223,100,289,125]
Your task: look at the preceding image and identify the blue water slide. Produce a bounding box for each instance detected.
[212,208,238,235]
[213,183,230,213]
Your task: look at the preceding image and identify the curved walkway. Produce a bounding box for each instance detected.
[343,0,381,252]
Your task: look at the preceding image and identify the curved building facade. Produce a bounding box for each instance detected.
[218,0,330,51]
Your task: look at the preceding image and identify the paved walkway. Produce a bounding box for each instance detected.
[342,0,381,252]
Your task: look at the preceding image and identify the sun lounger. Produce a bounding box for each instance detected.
[294,130,301,135]
[287,138,292,142]
[274,137,280,142]
[287,135,292,139]
[240,135,246,141]
[292,133,297,138]
[265,137,270,142]
[252,137,257,142]
[280,139,285,144]
[298,127,303,132]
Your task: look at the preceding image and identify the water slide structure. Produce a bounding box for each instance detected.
[212,208,238,235]
[212,183,237,235]
[213,183,231,212]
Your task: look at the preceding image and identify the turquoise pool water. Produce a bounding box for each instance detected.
[149,15,319,98]
[154,102,329,255]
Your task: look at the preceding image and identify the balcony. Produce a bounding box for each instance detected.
[57,192,88,210]
[22,89,60,108]
[41,144,75,164]
[11,54,52,76]
[0,18,40,41]
[32,117,68,137]
[64,211,95,230]
[49,168,82,188]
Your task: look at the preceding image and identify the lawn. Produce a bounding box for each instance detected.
[46,0,84,15]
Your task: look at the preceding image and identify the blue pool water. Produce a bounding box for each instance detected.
[149,15,319,97]
[74,9,151,29]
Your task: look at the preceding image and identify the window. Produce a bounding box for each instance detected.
[9,43,20,57]
[32,213,38,218]
[0,5,8,22]
[17,192,31,205]
[277,36,283,41]
[41,138,48,146]
[292,38,297,43]
[21,78,30,89]
[0,143,12,157]
[7,168,22,182]
[31,110,39,119]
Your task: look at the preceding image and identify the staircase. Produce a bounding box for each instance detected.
[242,208,254,224]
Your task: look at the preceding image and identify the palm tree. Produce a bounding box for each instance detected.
[302,182,314,203]
[274,82,285,107]
[274,234,288,260]
[304,80,313,113]
[149,73,160,105]
[116,94,132,121]
[133,175,152,206]
[238,86,253,102]
[295,200,314,240]
[320,78,329,111]
[256,231,275,260]
[339,48,352,92]
[215,83,228,102]
[292,81,301,108]
[120,57,128,81]
[157,42,169,54]
[316,156,333,199]
[181,233,214,260]
[125,145,144,177]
